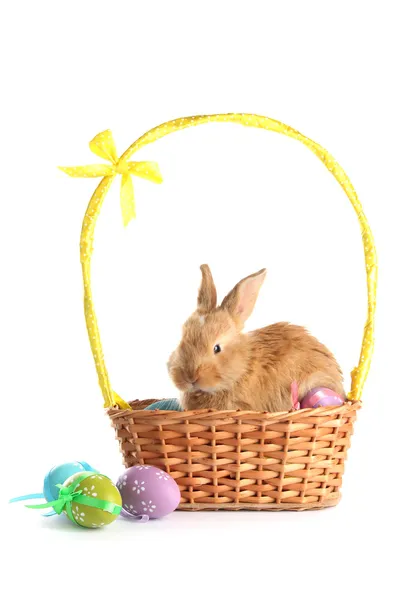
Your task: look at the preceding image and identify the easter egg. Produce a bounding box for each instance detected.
[43,461,97,502]
[144,399,182,411]
[116,466,180,519]
[300,387,344,409]
[62,471,122,528]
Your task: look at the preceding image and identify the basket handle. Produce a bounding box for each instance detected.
[61,113,377,408]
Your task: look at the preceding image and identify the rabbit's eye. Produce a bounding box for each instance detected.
[213,344,222,354]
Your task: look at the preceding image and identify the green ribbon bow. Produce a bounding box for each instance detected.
[24,473,121,526]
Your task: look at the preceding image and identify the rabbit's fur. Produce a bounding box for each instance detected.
[168,265,344,412]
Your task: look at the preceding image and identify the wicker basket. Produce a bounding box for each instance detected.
[109,399,360,510]
[62,113,377,511]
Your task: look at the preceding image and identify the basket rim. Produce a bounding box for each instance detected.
[107,398,361,422]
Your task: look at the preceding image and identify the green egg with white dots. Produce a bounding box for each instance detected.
[62,471,122,528]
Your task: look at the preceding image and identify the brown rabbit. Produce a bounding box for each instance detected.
[167,265,345,412]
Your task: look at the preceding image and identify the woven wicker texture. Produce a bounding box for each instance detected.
[109,400,360,510]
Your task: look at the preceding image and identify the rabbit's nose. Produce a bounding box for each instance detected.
[187,371,199,386]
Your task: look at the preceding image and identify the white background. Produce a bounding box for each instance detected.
[1,1,399,598]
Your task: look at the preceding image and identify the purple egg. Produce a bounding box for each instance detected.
[300,387,344,409]
[116,466,180,519]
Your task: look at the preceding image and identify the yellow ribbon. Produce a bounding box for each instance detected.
[59,129,163,226]
[63,115,376,410]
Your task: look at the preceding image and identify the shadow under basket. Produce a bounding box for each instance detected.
[108,399,361,511]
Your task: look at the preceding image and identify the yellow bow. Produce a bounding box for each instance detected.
[59,129,163,226]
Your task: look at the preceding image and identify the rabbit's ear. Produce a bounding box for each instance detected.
[221,268,266,325]
[197,264,217,312]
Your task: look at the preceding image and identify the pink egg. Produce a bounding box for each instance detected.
[300,387,344,409]
[116,466,180,519]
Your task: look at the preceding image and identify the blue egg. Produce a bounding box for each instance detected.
[144,399,182,411]
[43,461,97,501]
